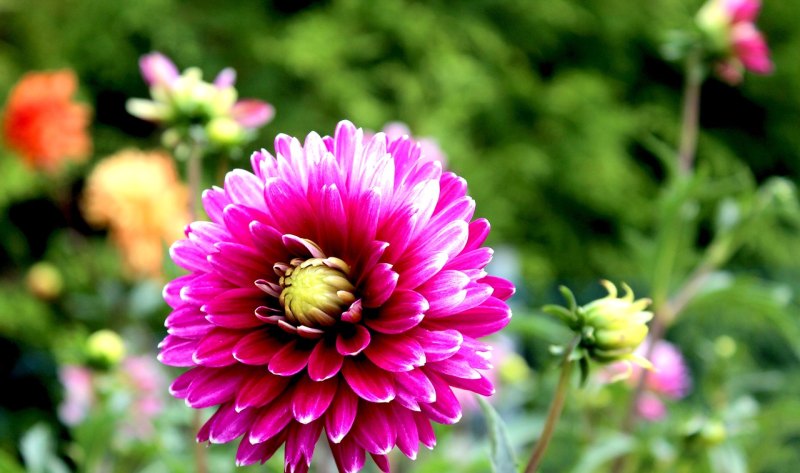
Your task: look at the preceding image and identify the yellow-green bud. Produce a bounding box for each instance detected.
[206,117,245,147]
[696,0,732,53]
[86,330,126,368]
[581,280,653,365]
[26,262,63,300]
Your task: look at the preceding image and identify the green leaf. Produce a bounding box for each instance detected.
[478,397,517,473]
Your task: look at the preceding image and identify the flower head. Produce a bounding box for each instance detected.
[159,120,514,472]
[2,70,91,172]
[696,0,773,84]
[579,281,653,368]
[81,149,189,278]
[128,52,274,149]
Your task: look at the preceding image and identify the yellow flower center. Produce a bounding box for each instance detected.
[277,256,355,328]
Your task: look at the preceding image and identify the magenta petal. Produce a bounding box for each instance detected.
[330,436,366,473]
[206,402,251,443]
[249,390,294,444]
[208,242,269,286]
[292,376,338,424]
[427,356,481,380]
[413,411,437,449]
[325,382,359,443]
[392,407,420,460]
[235,373,290,412]
[419,371,462,424]
[352,402,396,455]
[341,358,396,403]
[412,328,463,362]
[185,367,246,408]
[236,431,286,466]
[370,453,391,473]
[366,290,428,334]
[439,372,495,396]
[396,252,448,289]
[193,329,241,367]
[481,275,515,301]
[163,274,196,308]
[233,330,282,365]
[364,333,426,372]
[426,296,511,338]
[158,336,197,367]
[203,288,266,329]
[170,239,211,272]
[166,306,213,338]
[307,339,344,381]
[336,325,371,356]
[396,368,436,404]
[169,367,203,398]
[285,421,323,472]
[361,263,398,308]
[418,270,470,316]
[268,340,311,376]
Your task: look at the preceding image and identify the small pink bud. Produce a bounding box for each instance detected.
[213,67,237,89]
[139,52,179,87]
[231,99,275,128]
[732,23,774,74]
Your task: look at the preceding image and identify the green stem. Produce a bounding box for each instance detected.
[677,49,704,175]
[187,140,203,221]
[524,336,580,473]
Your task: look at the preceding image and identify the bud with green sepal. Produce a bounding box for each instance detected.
[544,280,654,385]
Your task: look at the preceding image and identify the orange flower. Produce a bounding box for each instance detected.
[2,70,92,172]
[82,149,189,278]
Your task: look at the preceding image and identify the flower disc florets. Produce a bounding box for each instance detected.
[158,121,514,473]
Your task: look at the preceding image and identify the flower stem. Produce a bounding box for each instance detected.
[524,336,580,473]
[677,49,704,175]
[187,140,203,221]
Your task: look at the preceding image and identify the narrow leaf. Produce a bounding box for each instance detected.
[478,396,517,473]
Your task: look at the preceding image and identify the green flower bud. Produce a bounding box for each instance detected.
[580,280,653,367]
[86,330,126,369]
[696,1,731,52]
[206,117,246,147]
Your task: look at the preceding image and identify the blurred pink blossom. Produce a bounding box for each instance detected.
[231,99,275,128]
[604,339,691,421]
[58,365,95,426]
[698,0,773,84]
[139,52,180,88]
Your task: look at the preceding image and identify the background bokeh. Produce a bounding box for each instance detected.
[1,0,799,472]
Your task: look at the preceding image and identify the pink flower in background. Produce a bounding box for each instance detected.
[605,339,691,421]
[58,365,94,426]
[121,356,165,438]
[697,0,773,84]
[159,120,514,472]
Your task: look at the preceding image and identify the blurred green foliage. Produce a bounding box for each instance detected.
[1,0,799,472]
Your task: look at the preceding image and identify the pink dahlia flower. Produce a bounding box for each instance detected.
[159,120,514,472]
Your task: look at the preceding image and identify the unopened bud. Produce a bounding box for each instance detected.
[581,281,653,366]
[86,330,126,369]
